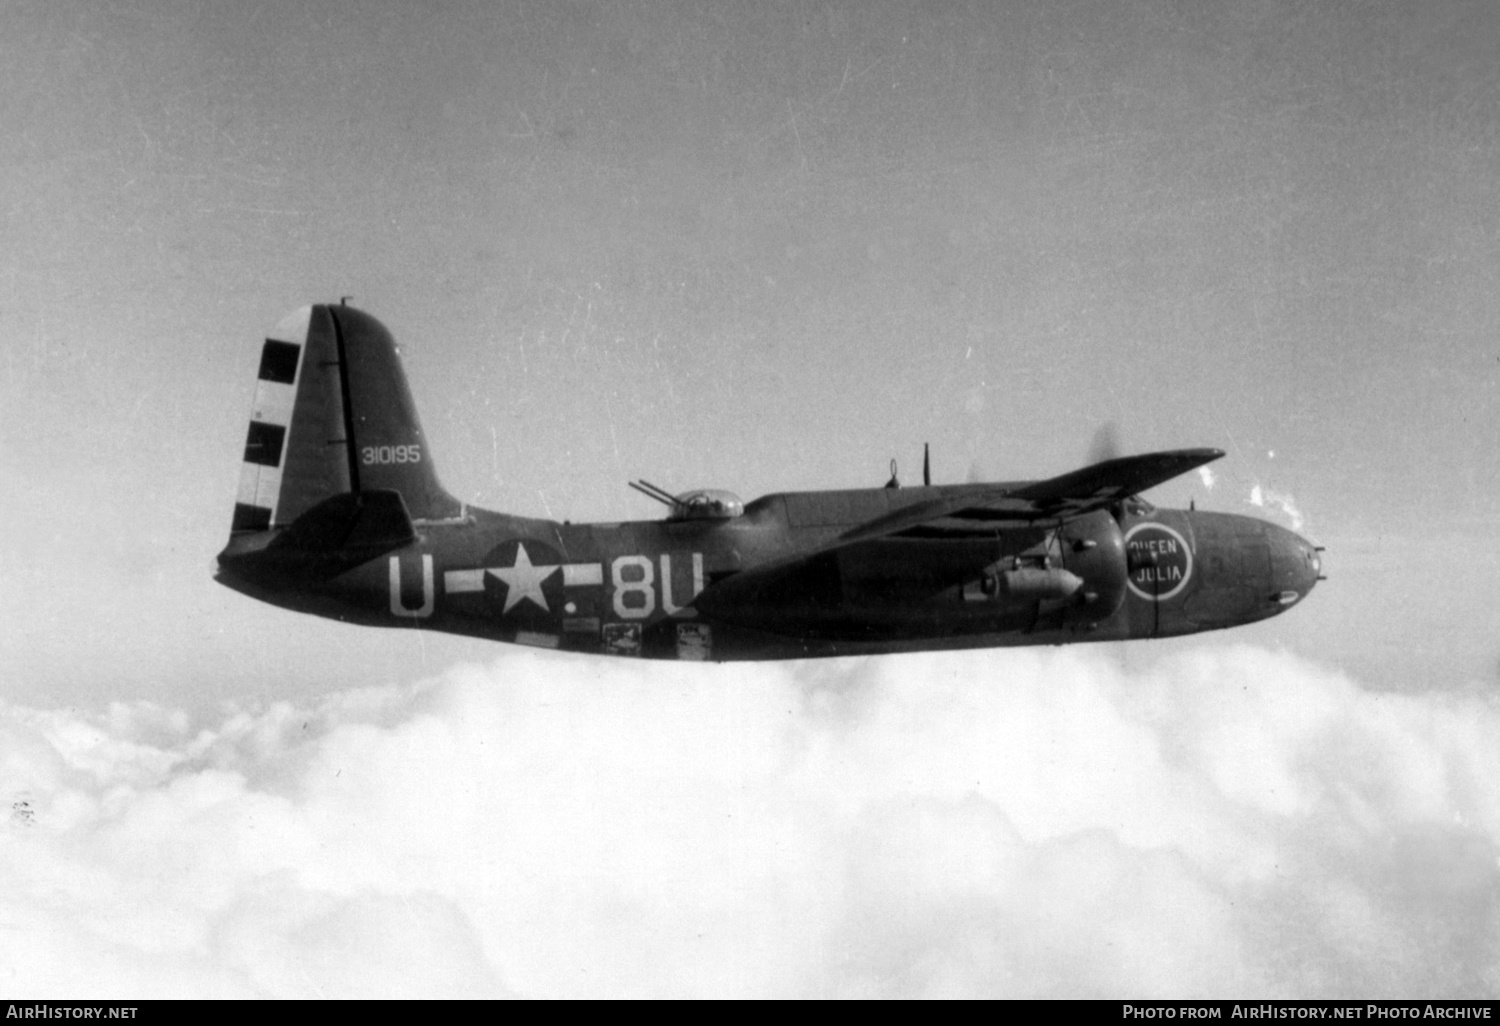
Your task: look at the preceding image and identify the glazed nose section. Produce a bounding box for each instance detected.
[1267,523,1322,609]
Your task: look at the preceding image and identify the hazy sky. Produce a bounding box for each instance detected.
[2,0,1498,998]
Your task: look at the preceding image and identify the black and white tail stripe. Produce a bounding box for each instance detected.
[232,308,310,531]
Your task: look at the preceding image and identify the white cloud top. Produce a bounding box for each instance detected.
[3,647,1496,998]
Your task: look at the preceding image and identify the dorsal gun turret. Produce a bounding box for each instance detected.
[629,480,744,521]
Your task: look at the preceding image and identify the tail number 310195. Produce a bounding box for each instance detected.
[362,444,422,465]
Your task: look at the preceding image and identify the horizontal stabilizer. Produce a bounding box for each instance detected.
[219,490,417,585]
[268,489,416,558]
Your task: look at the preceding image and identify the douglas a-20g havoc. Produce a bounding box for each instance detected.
[218,304,1322,661]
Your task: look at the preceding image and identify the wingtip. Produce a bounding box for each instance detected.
[1164,448,1226,473]
[1157,447,1224,464]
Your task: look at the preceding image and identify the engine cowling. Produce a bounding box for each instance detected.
[1056,509,1128,624]
[961,509,1127,628]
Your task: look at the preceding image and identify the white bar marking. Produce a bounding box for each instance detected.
[444,569,486,593]
[255,466,284,510]
[563,563,603,586]
[268,306,313,345]
[250,379,297,426]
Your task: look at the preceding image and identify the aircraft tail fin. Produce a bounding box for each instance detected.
[230,304,461,535]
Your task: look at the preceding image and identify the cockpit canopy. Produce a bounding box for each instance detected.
[668,489,744,521]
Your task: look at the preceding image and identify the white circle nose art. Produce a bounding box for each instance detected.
[1124,522,1193,601]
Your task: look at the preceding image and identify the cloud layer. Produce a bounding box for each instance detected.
[3,645,1497,998]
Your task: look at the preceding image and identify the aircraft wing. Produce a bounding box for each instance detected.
[836,448,1224,544]
[693,448,1224,624]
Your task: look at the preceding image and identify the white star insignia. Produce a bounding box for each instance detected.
[488,544,560,613]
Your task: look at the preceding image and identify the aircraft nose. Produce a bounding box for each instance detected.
[1266,524,1323,608]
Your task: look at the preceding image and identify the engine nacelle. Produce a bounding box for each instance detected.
[1056,509,1128,624]
[962,509,1127,627]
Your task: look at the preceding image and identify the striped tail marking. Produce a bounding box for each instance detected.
[232,307,310,532]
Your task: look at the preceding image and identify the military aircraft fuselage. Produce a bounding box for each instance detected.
[216,304,1320,661]
[218,482,1321,662]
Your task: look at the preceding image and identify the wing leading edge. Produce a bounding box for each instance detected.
[836,448,1224,545]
